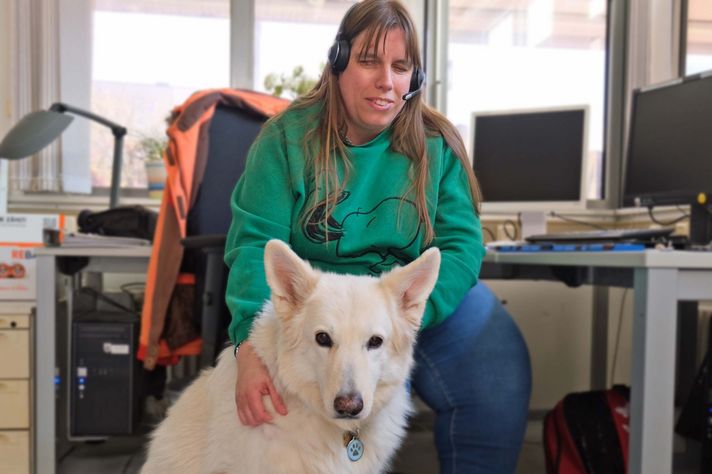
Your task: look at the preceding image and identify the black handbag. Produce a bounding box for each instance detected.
[78,205,158,241]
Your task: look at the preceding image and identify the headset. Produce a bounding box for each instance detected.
[327,6,425,101]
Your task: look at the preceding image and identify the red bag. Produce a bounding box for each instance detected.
[544,385,630,473]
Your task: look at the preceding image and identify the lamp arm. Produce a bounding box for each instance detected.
[50,102,127,208]
[49,103,127,138]
[109,134,124,209]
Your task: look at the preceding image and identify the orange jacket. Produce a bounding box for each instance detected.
[138,89,289,369]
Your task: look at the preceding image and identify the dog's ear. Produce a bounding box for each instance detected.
[380,247,441,328]
[264,239,318,315]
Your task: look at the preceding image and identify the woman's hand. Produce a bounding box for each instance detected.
[235,341,288,426]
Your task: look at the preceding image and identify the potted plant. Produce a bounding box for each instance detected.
[139,135,168,200]
[264,65,319,99]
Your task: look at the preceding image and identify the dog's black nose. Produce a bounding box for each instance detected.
[334,393,363,417]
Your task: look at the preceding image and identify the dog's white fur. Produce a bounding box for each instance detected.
[141,240,440,474]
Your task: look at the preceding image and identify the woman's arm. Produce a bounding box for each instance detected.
[224,121,295,345]
[422,146,486,329]
[224,120,295,426]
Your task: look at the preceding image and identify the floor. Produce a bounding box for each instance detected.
[57,398,701,474]
[57,426,545,474]
[57,397,543,474]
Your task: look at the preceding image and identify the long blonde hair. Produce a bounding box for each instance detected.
[287,0,481,244]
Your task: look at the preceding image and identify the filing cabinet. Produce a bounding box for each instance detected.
[0,306,32,474]
[0,431,30,473]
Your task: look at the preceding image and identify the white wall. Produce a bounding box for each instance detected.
[486,280,597,410]
[484,281,635,411]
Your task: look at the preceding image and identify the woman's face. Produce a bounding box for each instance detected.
[338,27,413,145]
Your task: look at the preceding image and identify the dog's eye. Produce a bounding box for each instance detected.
[315,331,333,348]
[367,336,383,350]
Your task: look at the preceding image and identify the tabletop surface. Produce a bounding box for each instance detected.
[34,246,712,269]
[483,248,712,269]
[35,245,153,258]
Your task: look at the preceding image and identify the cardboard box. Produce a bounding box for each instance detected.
[0,214,62,300]
[0,214,61,244]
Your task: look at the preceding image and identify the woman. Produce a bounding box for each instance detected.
[224,1,531,472]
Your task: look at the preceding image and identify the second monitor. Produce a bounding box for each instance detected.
[471,105,589,213]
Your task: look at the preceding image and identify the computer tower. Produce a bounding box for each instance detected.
[70,316,142,436]
[53,302,74,456]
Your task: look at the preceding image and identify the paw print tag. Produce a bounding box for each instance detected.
[346,437,364,462]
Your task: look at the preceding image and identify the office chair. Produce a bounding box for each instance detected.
[181,102,277,367]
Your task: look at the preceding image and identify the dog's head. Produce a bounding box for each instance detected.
[261,239,440,429]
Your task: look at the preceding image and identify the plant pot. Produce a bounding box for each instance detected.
[145,161,167,200]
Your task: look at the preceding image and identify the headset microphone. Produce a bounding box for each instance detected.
[402,69,425,101]
[402,89,421,101]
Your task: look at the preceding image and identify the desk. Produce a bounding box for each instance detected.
[482,249,712,474]
[34,246,151,474]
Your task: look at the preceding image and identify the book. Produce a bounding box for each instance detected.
[61,233,151,248]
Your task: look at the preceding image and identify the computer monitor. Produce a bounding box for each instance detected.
[471,105,589,214]
[624,71,712,245]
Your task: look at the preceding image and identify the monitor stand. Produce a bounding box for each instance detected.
[519,211,547,239]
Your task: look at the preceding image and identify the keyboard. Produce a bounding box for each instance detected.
[525,227,675,243]
[488,242,647,252]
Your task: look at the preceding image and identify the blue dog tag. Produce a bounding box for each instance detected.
[347,437,364,461]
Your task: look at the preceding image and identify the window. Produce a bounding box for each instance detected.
[253,1,427,97]
[12,0,431,201]
[90,0,230,189]
[446,0,608,200]
[685,0,712,75]
[253,1,350,98]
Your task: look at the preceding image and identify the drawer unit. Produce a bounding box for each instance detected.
[0,314,29,329]
[0,430,30,474]
[0,329,30,378]
[0,305,34,473]
[0,380,30,429]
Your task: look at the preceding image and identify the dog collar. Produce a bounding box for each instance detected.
[343,429,364,462]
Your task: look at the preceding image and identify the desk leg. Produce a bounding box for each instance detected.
[35,255,56,474]
[591,286,609,390]
[629,268,677,474]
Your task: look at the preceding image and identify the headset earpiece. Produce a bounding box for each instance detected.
[409,68,425,93]
[328,39,351,74]
[328,3,359,74]
[403,68,425,101]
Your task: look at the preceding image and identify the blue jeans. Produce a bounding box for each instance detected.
[411,283,532,474]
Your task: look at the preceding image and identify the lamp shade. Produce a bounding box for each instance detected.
[0,110,73,159]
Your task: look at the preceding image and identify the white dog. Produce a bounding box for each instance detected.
[141,239,440,474]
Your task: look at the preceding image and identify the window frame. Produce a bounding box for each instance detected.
[680,0,712,76]
[9,0,236,211]
[618,0,682,210]
[5,0,686,213]
[435,0,613,206]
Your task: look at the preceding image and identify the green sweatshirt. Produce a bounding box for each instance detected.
[224,104,485,345]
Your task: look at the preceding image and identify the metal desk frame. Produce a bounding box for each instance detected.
[33,247,712,473]
[483,249,712,473]
[34,246,151,474]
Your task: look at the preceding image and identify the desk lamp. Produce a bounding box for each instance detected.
[0,103,127,208]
